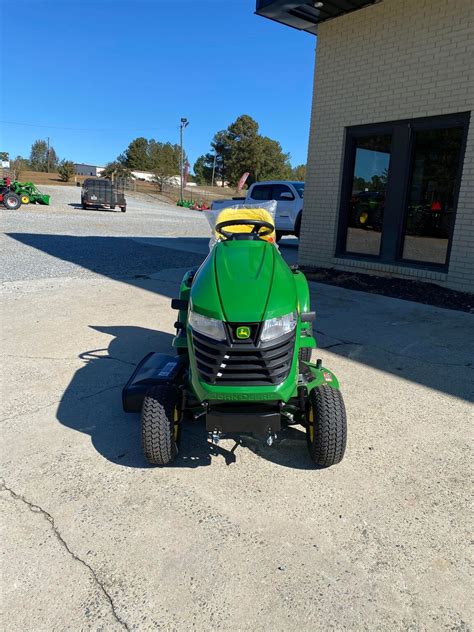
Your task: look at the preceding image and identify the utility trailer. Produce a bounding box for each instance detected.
[81,178,127,212]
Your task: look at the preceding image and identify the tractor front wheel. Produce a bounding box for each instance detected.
[141,384,181,465]
[21,195,30,205]
[306,385,347,467]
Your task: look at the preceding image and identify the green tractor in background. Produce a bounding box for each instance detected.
[0,178,50,206]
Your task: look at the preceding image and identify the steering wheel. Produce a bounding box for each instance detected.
[215,219,274,240]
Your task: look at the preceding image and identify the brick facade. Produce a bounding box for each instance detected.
[299,0,474,293]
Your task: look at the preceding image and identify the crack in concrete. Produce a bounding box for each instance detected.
[1,481,130,631]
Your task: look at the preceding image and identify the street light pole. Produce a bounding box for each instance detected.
[180,117,189,202]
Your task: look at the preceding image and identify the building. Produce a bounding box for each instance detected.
[74,163,101,177]
[256,0,473,293]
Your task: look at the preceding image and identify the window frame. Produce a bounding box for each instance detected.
[335,112,470,271]
[250,184,273,201]
[271,184,295,201]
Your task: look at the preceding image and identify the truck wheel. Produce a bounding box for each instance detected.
[141,384,181,465]
[3,193,21,210]
[295,212,302,238]
[306,385,347,467]
[121,205,126,213]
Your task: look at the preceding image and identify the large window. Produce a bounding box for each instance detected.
[337,113,469,269]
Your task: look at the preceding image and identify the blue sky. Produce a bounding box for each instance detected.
[1,0,316,172]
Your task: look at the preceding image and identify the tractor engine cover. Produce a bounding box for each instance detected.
[122,352,184,412]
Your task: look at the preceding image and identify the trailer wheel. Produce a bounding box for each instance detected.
[141,384,181,465]
[21,195,30,204]
[306,385,347,467]
[3,193,21,210]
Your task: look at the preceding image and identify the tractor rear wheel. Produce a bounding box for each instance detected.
[141,384,181,465]
[306,385,347,467]
[3,193,21,210]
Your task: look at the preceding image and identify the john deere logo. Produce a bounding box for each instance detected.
[236,326,251,339]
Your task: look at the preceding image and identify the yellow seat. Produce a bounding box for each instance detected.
[215,207,276,243]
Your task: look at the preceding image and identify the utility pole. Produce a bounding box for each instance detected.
[211,152,217,188]
[47,137,50,173]
[180,117,189,202]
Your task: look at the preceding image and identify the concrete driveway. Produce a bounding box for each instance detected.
[1,187,472,631]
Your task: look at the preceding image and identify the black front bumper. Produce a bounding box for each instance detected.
[206,405,281,435]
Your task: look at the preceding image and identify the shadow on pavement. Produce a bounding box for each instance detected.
[57,324,316,469]
[7,233,473,406]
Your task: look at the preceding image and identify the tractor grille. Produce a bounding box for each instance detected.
[192,327,295,386]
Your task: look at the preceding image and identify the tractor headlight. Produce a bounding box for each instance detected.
[189,311,226,341]
[260,311,297,342]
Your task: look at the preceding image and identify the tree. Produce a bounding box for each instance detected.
[0,151,9,161]
[151,142,181,191]
[29,139,58,172]
[101,161,133,182]
[292,164,306,181]
[120,137,150,170]
[57,160,76,182]
[196,115,292,188]
[10,156,28,180]
[193,155,213,185]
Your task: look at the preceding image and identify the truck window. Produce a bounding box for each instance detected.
[250,185,272,201]
[272,184,295,200]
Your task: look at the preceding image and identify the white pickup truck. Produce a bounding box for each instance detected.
[211,180,304,241]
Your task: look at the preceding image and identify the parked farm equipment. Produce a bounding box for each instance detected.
[8,180,50,205]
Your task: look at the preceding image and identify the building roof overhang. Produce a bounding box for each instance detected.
[255,0,380,34]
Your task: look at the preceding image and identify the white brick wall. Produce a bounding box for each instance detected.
[300,0,474,293]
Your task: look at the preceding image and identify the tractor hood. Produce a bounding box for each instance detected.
[190,240,297,323]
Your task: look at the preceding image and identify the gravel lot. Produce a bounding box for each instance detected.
[1,186,472,631]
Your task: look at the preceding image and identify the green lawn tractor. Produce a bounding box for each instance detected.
[122,206,347,467]
[2,179,50,205]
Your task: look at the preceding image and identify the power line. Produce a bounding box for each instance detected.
[0,120,176,134]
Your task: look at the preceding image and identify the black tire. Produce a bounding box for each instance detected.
[298,347,312,362]
[82,202,87,209]
[121,206,126,213]
[3,193,21,210]
[141,384,180,465]
[306,385,347,467]
[295,212,302,238]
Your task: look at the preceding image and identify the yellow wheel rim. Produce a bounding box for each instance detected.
[359,211,368,224]
[308,406,315,443]
[173,405,180,440]
[21,196,29,204]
